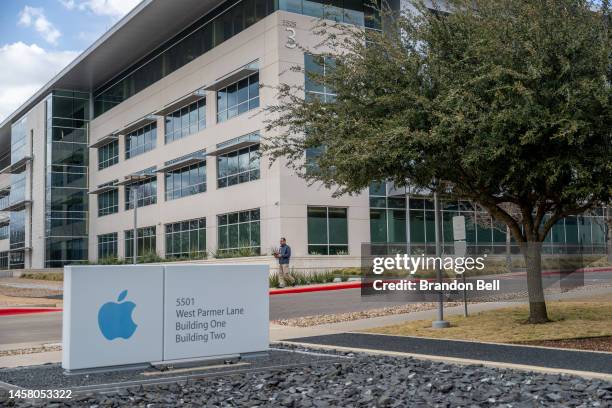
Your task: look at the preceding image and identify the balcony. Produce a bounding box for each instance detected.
[0,199,31,212]
[0,156,32,174]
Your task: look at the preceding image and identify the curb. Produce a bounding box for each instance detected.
[2,265,610,307]
[279,340,612,382]
[270,281,363,295]
[0,308,62,316]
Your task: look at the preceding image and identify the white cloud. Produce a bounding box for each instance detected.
[18,6,62,46]
[59,0,142,19]
[58,0,77,10]
[0,42,79,122]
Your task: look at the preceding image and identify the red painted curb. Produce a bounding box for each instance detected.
[270,281,363,295]
[269,267,612,295]
[0,308,62,316]
[511,266,612,277]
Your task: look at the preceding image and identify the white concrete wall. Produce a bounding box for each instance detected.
[275,13,370,259]
[0,11,373,269]
[86,11,370,267]
[89,11,284,261]
[27,100,48,269]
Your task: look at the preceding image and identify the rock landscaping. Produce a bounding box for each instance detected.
[1,345,610,407]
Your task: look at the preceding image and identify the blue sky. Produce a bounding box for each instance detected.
[0,0,141,122]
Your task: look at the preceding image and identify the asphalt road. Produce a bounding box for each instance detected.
[289,332,612,374]
[0,287,392,346]
[0,312,63,346]
[1,269,610,347]
[270,287,401,320]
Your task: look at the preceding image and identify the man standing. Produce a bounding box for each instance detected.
[275,237,291,287]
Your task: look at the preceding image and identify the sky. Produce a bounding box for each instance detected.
[0,0,143,122]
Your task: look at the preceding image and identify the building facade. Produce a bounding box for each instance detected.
[0,0,607,270]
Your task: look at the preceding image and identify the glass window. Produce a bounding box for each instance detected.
[45,238,88,268]
[9,250,25,270]
[304,54,336,103]
[165,218,206,258]
[45,91,90,268]
[165,99,206,143]
[165,162,206,200]
[98,233,118,259]
[93,0,377,117]
[217,144,260,188]
[217,209,260,255]
[217,73,260,123]
[125,177,157,210]
[125,226,157,260]
[409,208,425,243]
[10,118,27,165]
[125,123,157,159]
[370,209,387,243]
[0,225,8,241]
[0,252,8,270]
[0,194,8,212]
[307,206,348,255]
[98,189,119,217]
[98,140,119,170]
[591,216,606,246]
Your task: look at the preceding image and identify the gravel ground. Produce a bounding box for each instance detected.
[272,302,461,327]
[0,278,63,307]
[0,278,62,299]
[1,344,611,407]
[273,283,612,327]
[0,344,62,358]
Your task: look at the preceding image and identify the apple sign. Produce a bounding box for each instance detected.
[98,290,138,340]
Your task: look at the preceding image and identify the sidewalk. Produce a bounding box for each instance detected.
[271,284,612,341]
[284,333,612,379]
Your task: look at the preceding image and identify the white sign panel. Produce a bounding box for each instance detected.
[452,216,467,241]
[163,264,269,361]
[454,240,467,257]
[62,264,269,371]
[62,265,164,371]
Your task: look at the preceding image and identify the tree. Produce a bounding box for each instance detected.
[264,0,612,323]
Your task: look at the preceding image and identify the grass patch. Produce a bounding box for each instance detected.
[269,268,357,288]
[365,301,612,343]
[20,272,63,281]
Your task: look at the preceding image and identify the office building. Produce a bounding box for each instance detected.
[0,0,606,270]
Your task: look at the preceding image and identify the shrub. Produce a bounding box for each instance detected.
[269,273,280,288]
[213,248,261,259]
[137,251,164,264]
[21,272,63,281]
[269,269,338,288]
[98,257,127,265]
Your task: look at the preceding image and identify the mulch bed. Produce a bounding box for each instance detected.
[516,336,612,352]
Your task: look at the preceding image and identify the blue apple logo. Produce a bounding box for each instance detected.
[98,290,138,341]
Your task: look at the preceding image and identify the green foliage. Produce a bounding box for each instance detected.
[98,257,127,265]
[269,273,280,288]
[137,251,164,264]
[264,0,611,245]
[268,268,362,287]
[330,267,361,276]
[188,250,208,260]
[264,0,612,322]
[21,272,63,281]
[213,247,261,259]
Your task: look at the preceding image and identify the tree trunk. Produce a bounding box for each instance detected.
[521,242,550,323]
[606,206,612,263]
[505,226,512,272]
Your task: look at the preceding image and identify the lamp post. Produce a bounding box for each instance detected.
[132,185,138,265]
[432,186,450,329]
[124,174,148,265]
